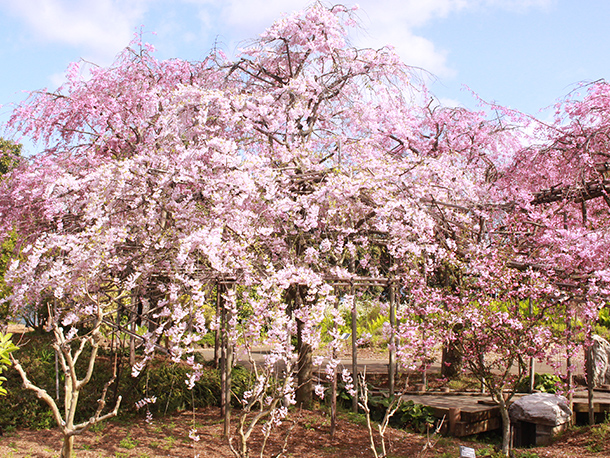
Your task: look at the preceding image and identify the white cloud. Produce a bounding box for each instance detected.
[0,0,553,80]
[181,0,461,74]
[438,97,464,108]
[49,71,68,89]
[0,0,149,62]
[220,0,309,30]
[189,0,551,76]
[352,0,551,75]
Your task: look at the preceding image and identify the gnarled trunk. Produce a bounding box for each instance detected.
[296,317,312,408]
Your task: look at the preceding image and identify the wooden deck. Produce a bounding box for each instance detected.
[402,389,610,437]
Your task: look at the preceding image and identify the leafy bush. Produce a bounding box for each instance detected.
[0,332,18,396]
[0,332,61,429]
[319,299,389,348]
[0,331,250,430]
[366,394,436,433]
[397,400,436,433]
[516,373,561,394]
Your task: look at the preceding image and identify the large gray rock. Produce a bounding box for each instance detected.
[592,334,610,387]
[509,393,572,426]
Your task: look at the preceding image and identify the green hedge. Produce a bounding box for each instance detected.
[1,332,249,431]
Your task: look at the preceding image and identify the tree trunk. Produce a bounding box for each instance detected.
[296,317,312,408]
[441,341,463,379]
[60,435,74,458]
[498,396,512,456]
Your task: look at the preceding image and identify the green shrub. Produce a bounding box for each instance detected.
[396,400,436,433]
[516,373,561,394]
[0,332,250,430]
[366,395,435,433]
[0,332,18,396]
[319,300,388,348]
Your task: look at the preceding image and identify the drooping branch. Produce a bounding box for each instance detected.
[11,355,65,430]
[531,178,610,205]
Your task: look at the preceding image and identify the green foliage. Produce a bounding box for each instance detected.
[516,373,561,394]
[0,137,22,321]
[320,300,388,348]
[342,410,368,427]
[1,333,71,429]
[366,395,435,433]
[595,306,610,340]
[0,332,18,396]
[396,399,436,433]
[598,306,610,328]
[0,332,249,430]
[119,433,139,449]
[587,419,610,453]
[133,357,234,415]
[0,232,17,320]
[0,138,21,176]
[476,444,504,457]
[0,139,22,321]
[512,451,540,458]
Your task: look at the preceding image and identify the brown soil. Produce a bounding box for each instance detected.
[0,407,607,458]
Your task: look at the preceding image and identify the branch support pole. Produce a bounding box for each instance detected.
[529,298,535,393]
[350,277,358,413]
[331,299,338,438]
[219,282,232,438]
[388,281,396,399]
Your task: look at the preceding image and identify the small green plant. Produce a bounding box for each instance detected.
[446,373,481,391]
[397,400,436,433]
[343,410,368,427]
[587,442,604,453]
[89,420,106,433]
[513,450,540,458]
[119,434,139,450]
[476,444,503,457]
[162,435,177,450]
[587,421,610,453]
[303,419,316,430]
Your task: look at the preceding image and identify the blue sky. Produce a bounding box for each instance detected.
[1,0,609,154]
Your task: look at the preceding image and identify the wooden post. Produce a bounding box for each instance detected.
[529,298,535,393]
[296,285,313,408]
[219,282,232,437]
[331,298,338,438]
[449,407,461,436]
[224,324,233,438]
[563,215,574,412]
[388,281,396,400]
[566,302,573,413]
[350,278,358,413]
[214,283,221,368]
[129,297,137,367]
[422,328,428,391]
[586,339,595,425]
[219,283,225,417]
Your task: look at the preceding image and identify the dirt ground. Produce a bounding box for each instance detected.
[0,407,608,458]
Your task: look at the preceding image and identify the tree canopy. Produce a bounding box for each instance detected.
[1,5,609,457]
